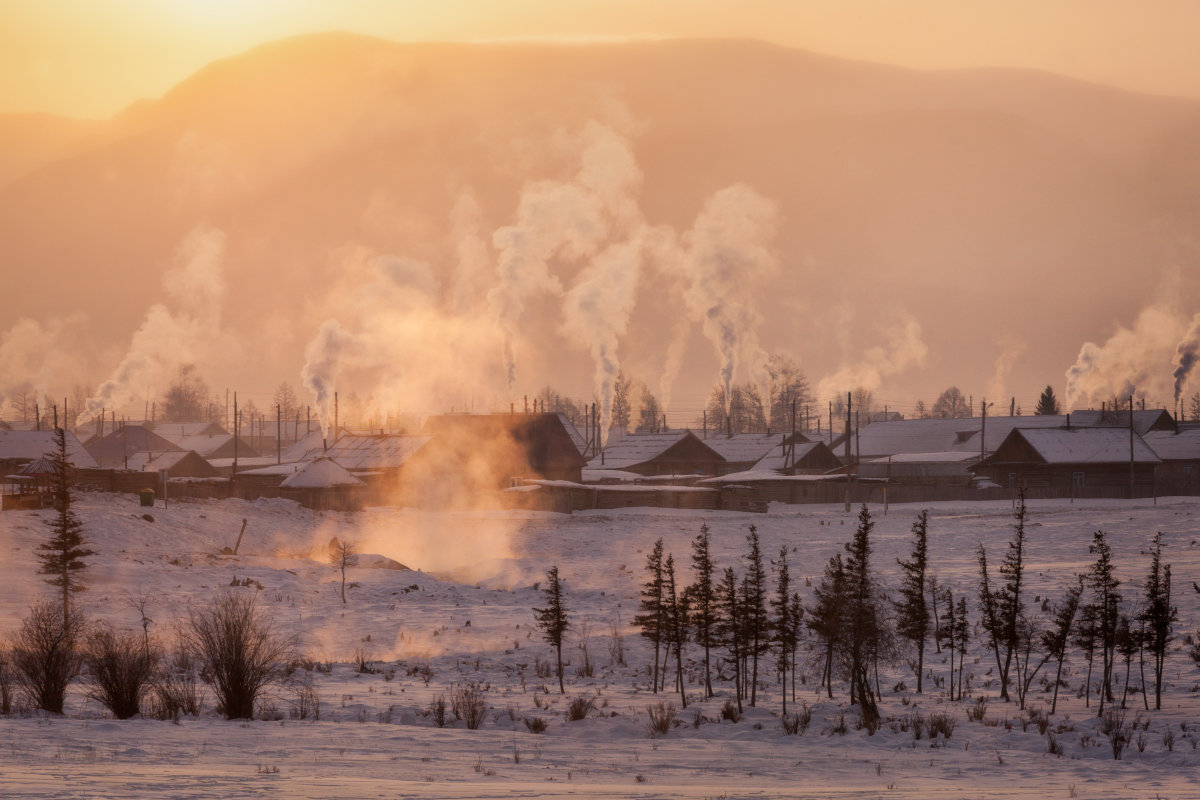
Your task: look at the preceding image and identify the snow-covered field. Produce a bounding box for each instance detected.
[3,492,1200,799]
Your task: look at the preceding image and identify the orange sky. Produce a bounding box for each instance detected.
[3,0,1200,118]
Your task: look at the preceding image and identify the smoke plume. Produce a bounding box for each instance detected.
[1173,313,1200,402]
[1063,305,1183,410]
[674,184,779,411]
[0,315,87,418]
[77,226,227,425]
[986,335,1028,404]
[815,317,929,403]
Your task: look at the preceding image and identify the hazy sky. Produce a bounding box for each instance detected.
[4,0,1200,118]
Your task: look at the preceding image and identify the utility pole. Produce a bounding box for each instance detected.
[233,393,239,480]
[844,391,852,512]
[1129,394,1136,499]
[276,404,281,465]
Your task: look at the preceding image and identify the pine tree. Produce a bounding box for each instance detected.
[741,525,769,707]
[1035,385,1061,415]
[685,523,718,698]
[717,566,745,711]
[634,539,666,694]
[1086,530,1122,712]
[894,509,930,692]
[533,566,570,694]
[843,505,882,725]
[953,595,969,701]
[770,546,795,713]
[662,554,688,708]
[808,553,845,699]
[977,491,1029,702]
[1139,532,1176,710]
[38,427,93,628]
[1042,577,1083,715]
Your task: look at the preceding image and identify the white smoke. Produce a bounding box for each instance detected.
[77,226,227,425]
[986,334,1028,404]
[674,184,779,411]
[300,319,354,440]
[815,317,929,403]
[1064,305,1184,410]
[0,315,87,418]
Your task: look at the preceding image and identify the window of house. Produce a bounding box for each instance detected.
[1072,471,1086,490]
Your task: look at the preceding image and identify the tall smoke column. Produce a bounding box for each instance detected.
[1172,312,1200,402]
[677,184,778,411]
[815,317,929,403]
[563,237,643,444]
[78,226,226,425]
[301,319,353,439]
[560,122,644,443]
[1063,305,1182,410]
[0,315,86,416]
[487,153,611,390]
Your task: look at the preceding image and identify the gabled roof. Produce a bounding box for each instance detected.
[166,433,255,458]
[85,425,181,466]
[703,432,803,464]
[753,441,841,472]
[152,421,228,443]
[588,430,724,471]
[852,416,1067,458]
[421,413,588,472]
[1066,409,1176,436]
[0,430,99,468]
[280,457,364,488]
[1143,429,1200,461]
[985,427,1161,466]
[299,433,432,471]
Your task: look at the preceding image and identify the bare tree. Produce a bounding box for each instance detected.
[160,364,211,422]
[184,592,293,719]
[932,387,971,419]
[85,625,159,719]
[11,598,85,714]
[330,539,359,604]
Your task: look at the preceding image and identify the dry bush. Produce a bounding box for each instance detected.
[564,695,596,722]
[452,682,487,730]
[0,644,13,716]
[720,698,741,723]
[288,670,320,720]
[967,697,988,722]
[184,592,294,720]
[427,694,448,727]
[1100,708,1130,760]
[11,599,85,715]
[84,625,159,719]
[781,702,812,735]
[524,715,548,734]
[646,702,677,736]
[151,646,203,721]
[927,712,957,739]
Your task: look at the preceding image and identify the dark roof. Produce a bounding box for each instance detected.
[421,413,588,472]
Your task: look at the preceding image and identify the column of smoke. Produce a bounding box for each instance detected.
[299,250,507,437]
[662,184,779,415]
[1063,305,1184,410]
[815,317,929,404]
[559,122,645,444]
[986,334,1028,404]
[0,314,86,418]
[1173,312,1200,403]
[77,226,228,425]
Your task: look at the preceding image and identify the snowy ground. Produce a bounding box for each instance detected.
[2,492,1200,798]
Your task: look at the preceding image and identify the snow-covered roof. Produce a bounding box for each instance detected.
[1143,429,1200,461]
[0,430,99,468]
[17,456,56,475]
[152,421,226,443]
[702,433,795,464]
[166,434,245,458]
[1011,428,1161,465]
[291,433,432,471]
[753,441,836,472]
[852,416,1066,458]
[588,430,711,470]
[864,451,981,464]
[280,458,364,488]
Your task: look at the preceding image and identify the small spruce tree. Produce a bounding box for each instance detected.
[894,509,930,692]
[1035,385,1061,415]
[38,427,94,628]
[533,566,570,694]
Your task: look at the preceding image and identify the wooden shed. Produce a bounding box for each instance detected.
[974,427,1160,497]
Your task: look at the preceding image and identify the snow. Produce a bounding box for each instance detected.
[0,429,99,468]
[1,491,1199,798]
[1015,428,1161,465]
[279,458,364,488]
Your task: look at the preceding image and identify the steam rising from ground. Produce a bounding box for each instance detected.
[77,226,228,425]
[816,317,929,404]
[1063,305,1187,410]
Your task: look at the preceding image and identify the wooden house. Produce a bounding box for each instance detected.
[587,430,725,477]
[973,427,1160,496]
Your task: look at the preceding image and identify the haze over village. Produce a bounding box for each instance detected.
[3,3,1200,798]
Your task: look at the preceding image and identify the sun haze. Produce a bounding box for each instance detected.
[4,0,1200,118]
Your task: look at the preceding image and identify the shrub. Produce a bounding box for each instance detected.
[0,645,13,716]
[452,682,487,730]
[150,647,203,721]
[1100,708,1129,760]
[967,697,988,722]
[720,698,741,723]
[184,592,293,719]
[524,715,548,734]
[646,702,677,736]
[927,712,957,740]
[84,625,159,719]
[11,599,85,715]
[1025,705,1050,735]
[564,695,596,722]
[288,670,320,720]
[428,694,448,727]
